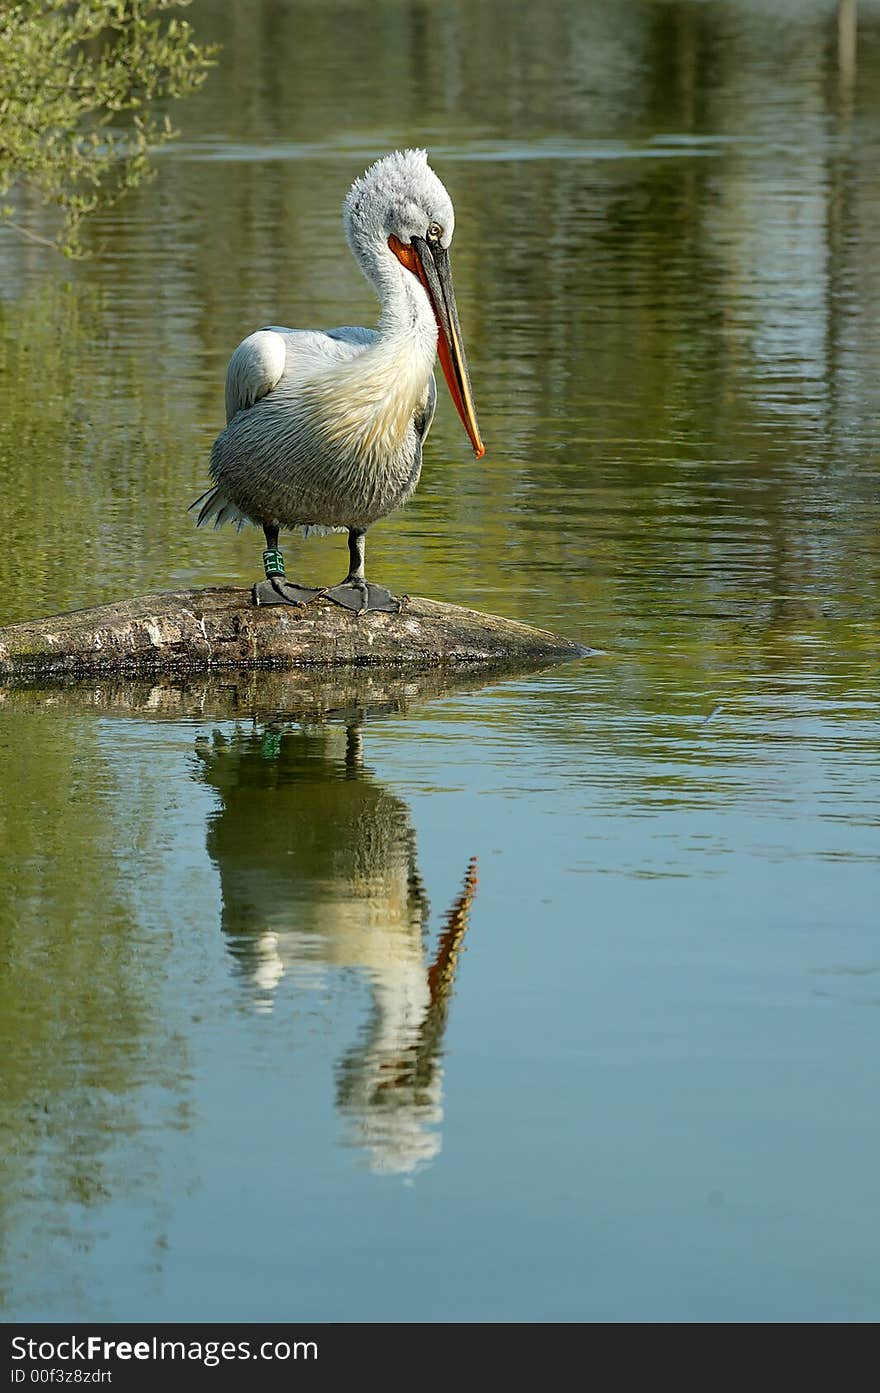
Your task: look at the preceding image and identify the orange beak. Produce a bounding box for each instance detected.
[389,233,485,458]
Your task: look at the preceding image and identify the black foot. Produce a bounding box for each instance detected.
[324,580,401,614]
[252,578,324,608]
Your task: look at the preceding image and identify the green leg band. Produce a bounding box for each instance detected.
[263,547,285,578]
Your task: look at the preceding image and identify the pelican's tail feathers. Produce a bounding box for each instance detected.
[301,523,346,539]
[190,485,250,532]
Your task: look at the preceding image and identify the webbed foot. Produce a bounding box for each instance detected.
[252,578,324,608]
[324,580,401,614]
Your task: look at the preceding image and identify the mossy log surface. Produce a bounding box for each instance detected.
[0,587,591,681]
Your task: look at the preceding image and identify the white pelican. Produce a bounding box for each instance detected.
[192,149,484,613]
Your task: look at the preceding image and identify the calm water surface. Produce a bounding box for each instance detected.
[1,0,879,1322]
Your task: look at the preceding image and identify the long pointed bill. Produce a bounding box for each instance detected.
[389,233,485,458]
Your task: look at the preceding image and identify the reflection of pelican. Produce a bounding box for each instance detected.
[192,149,484,614]
[194,723,477,1174]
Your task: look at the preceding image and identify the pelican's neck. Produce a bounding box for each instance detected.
[364,238,438,368]
[307,234,438,462]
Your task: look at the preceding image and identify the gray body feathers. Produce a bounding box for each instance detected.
[196,324,437,535]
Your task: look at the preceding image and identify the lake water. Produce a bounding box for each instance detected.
[1,0,879,1323]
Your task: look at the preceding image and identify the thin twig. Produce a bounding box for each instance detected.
[0,218,59,250]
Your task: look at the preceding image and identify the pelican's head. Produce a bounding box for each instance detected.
[344,149,485,458]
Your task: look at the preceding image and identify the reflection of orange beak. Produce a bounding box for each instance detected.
[389,233,485,458]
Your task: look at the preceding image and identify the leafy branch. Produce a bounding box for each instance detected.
[0,1,216,256]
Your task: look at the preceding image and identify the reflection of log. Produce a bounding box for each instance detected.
[0,665,546,721]
[0,588,591,680]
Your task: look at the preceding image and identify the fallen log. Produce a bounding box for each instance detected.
[0,587,592,680]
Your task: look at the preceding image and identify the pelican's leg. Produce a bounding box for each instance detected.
[251,525,323,607]
[324,529,400,615]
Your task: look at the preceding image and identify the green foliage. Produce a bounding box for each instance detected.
[0,0,215,255]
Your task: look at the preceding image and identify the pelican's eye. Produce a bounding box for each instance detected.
[427,221,443,242]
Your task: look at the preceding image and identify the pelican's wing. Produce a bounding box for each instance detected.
[225,325,379,424]
[224,328,291,424]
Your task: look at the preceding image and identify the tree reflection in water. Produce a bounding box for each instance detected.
[194,720,476,1175]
